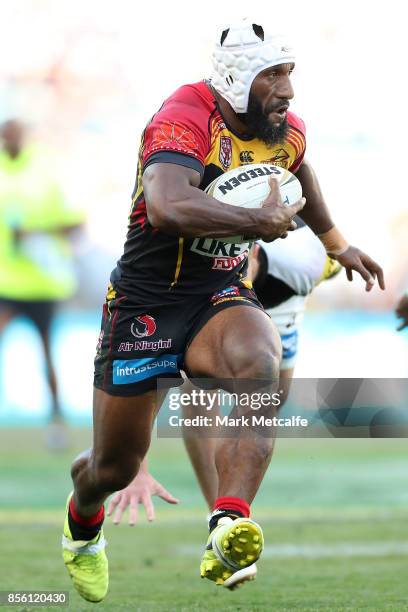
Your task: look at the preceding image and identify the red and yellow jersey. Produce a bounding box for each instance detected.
[111,81,306,302]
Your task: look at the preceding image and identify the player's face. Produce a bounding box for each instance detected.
[241,63,295,146]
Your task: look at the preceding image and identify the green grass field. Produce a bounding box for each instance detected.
[0,429,408,611]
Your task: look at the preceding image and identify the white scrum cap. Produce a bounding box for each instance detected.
[211,18,295,114]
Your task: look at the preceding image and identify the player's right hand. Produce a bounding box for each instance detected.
[256,177,305,242]
[107,471,179,526]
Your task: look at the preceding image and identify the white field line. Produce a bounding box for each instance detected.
[177,541,408,559]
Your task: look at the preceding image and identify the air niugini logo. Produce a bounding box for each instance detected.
[130,315,157,338]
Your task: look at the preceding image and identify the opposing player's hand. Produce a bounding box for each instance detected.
[333,246,385,292]
[257,177,305,242]
[107,471,179,526]
[395,293,408,331]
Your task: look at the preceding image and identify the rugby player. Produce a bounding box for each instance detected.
[62,19,384,602]
[108,229,341,589]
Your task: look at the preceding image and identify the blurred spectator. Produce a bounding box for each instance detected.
[395,291,408,331]
[0,119,84,448]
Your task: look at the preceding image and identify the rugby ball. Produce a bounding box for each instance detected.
[205,163,302,243]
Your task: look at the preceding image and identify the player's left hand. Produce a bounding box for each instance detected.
[107,471,179,526]
[395,294,408,331]
[333,246,385,292]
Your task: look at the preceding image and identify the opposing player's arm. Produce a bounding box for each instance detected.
[295,158,385,292]
[143,163,304,241]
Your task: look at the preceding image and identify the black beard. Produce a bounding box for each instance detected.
[239,94,289,147]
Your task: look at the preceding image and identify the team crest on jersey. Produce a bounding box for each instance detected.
[131,315,157,339]
[261,148,290,168]
[219,136,232,169]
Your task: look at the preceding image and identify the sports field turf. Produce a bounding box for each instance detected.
[0,429,407,611]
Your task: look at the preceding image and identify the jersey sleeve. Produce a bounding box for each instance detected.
[287,112,306,174]
[142,85,212,178]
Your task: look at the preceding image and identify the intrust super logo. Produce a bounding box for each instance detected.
[113,354,182,384]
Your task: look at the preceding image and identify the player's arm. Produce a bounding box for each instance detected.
[293,157,334,234]
[143,163,304,242]
[295,158,385,292]
[107,457,179,526]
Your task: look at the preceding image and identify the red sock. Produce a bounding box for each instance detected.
[213,496,250,518]
[69,498,104,527]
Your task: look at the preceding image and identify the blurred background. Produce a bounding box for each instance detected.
[0,2,407,609]
[0,0,407,423]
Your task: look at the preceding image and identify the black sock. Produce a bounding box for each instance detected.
[68,509,104,542]
[209,508,243,532]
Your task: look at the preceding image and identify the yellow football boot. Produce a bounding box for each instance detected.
[200,516,263,586]
[62,494,109,603]
[223,564,258,590]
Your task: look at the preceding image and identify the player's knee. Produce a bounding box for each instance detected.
[254,435,274,464]
[227,345,281,380]
[71,448,92,481]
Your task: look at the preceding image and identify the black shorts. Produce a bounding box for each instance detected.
[0,298,56,334]
[94,281,264,396]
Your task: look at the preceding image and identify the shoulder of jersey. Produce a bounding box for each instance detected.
[161,81,215,112]
[287,111,306,138]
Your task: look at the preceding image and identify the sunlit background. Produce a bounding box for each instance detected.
[1,0,407,421]
[1,5,408,609]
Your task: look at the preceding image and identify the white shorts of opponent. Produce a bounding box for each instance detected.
[266,295,307,370]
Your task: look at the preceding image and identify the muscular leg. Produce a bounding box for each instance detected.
[181,380,218,509]
[278,366,295,407]
[182,367,295,509]
[62,382,169,602]
[71,388,160,517]
[185,305,282,505]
